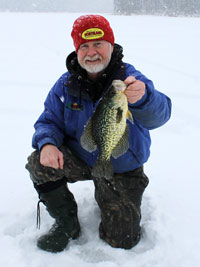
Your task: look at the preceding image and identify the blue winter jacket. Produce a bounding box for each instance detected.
[32,57,171,173]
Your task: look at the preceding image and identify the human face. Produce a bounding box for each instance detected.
[77,40,114,79]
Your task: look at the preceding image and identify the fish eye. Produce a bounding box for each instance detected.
[109,89,116,96]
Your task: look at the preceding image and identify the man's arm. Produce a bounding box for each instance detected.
[32,75,67,150]
[32,74,69,169]
[124,71,171,129]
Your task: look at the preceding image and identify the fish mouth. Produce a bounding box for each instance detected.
[112,80,127,92]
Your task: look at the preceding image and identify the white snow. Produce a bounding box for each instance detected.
[0,12,200,267]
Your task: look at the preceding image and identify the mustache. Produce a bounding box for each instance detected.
[84,55,102,62]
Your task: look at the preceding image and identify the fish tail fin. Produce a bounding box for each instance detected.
[92,159,113,180]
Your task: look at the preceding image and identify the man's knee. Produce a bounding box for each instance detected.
[93,167,149,249]
[99,221,141,249]
[96,189,142,249]
[25,146,92,185]
[25,149,64,185]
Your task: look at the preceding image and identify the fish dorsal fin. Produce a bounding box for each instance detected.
[80,118,97,152]
[127,109,134,124]
[111,125,130,159]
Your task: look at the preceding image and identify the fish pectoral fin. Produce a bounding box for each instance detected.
[111,125,130,159]
[80,118,97,152]
[127,109,134,124]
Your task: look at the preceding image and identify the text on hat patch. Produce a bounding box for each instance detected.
[81,28,104,40]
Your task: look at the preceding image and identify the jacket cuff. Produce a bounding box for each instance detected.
[128,88,148,108]
[37,138,57,151]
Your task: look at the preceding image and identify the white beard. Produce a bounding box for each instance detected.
[83,62,105,73]
[78,55,111,74]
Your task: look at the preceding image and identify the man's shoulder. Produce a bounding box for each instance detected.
[57,72,71,85]
[54,71,71,88]
[51,72,71,96]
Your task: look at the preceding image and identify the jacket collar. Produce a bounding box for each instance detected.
[65,44,126,103]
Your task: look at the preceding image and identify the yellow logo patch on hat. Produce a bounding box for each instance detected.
[82,28,104,40]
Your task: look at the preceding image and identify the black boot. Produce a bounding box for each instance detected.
[36,183,80,253]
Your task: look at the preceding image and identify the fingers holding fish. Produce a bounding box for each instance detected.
[124,76,136,84]
[124,76,146,104]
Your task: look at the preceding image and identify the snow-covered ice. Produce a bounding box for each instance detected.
[0,12,200,267]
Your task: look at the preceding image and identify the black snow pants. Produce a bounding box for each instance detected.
[25,145,149,249]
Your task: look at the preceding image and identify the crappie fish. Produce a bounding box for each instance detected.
[80,80,133,180]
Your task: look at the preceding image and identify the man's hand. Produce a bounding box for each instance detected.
[40,144,64,170]
[124,76,146,104]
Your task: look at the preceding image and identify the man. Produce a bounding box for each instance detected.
[26,15,171,253]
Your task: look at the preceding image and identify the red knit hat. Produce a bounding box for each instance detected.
[71,15,115,52]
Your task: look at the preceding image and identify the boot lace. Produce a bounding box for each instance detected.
[37,199,45,229]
